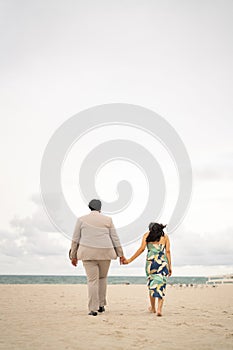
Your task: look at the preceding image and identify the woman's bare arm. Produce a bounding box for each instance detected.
[165,235,172,276]
[126,233,148,264]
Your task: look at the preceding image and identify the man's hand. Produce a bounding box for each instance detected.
[120,256,126,265]
[71,258,78,267]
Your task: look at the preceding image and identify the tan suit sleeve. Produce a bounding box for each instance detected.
[109,219,124,257]
[69,219,82,259]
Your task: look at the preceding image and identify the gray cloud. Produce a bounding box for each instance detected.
[10,194,58,234]
[1,193,233,267]
[170,227,233,266]
[0,235,24,257]
[0,194,68,259]
[0,193,233,276]
[194,152,233,181]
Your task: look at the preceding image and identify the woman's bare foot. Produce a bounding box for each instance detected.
[148,306,156,313]
[157,298,164,317]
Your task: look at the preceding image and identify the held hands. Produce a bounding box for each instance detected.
[120,256,130,265]
[123,259,130,265]
[120,256,126,264]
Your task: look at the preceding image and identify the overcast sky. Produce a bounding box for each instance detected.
[0,0,233,276]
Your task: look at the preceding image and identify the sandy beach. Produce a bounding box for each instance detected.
[0,284,233,350]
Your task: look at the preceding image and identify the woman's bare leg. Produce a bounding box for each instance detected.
[157,298,164,316]
[148,293,156,313]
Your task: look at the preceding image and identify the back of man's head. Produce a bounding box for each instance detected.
[88,199,102,211]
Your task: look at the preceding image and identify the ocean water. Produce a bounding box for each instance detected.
[0,275,208,285]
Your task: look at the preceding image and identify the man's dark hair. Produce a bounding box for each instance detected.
[88,199,102,211]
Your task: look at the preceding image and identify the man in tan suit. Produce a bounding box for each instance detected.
[69,199,125,316]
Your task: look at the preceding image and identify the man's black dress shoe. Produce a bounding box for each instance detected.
[98,306,105,313]
[88,311,98,316]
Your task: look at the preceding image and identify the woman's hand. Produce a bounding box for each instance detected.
[168,266,172,276]
[123,259,130,264]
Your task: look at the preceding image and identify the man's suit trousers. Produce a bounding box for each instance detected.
[82,260,111,312]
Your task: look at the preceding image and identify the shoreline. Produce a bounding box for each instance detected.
[0,275,209,285]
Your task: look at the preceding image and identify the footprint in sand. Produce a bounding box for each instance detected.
[210,323,224,327]
[225,333,233,338]
[175,322,190,326]
[114,331,124,338]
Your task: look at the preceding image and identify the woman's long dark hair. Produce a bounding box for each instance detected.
[146,223,167,243]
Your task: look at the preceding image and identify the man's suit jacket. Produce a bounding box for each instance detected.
[69,210,124,260]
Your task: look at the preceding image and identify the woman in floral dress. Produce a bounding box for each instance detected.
[123,223,172,316]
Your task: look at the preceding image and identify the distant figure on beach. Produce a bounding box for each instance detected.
[69,199,125,316]
[123,223,172,316]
